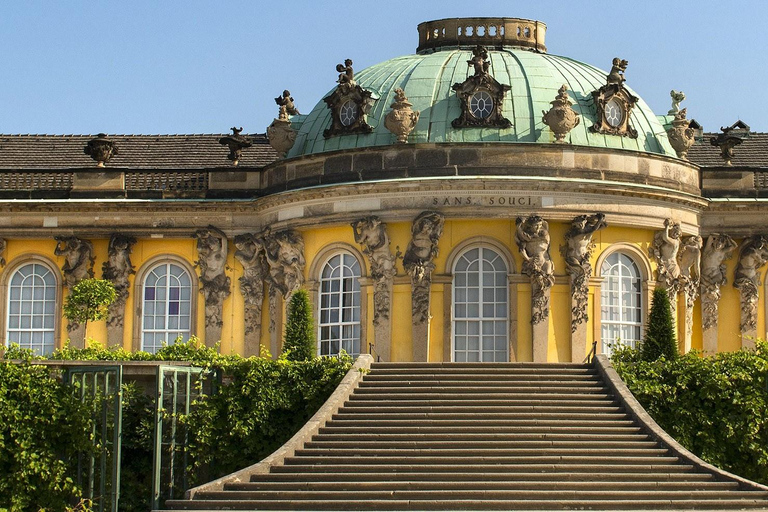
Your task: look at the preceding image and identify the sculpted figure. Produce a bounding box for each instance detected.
[194,226,231,328]
[352,216,397,325]
[606,57,628,85]
[102,234,137,328]
[561,213,607,331]
[54,236,95,289]
[700,234,737,330]
[403,212,445,324]
[0,237,6,267]
[733,235,768,332]
[336,59,354,86]
[260,229,305,299]
[679,236,702,285]
[275,90,300,117]
[669,90,686,114]
[234,233,267,336]
[467,45,490,77]
[649,219,682,293]
[516,216,555,325]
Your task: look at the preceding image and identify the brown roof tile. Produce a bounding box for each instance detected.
[0,134,279,170]
[688,132,768,168]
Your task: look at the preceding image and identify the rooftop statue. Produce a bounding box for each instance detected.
[606,58,628,85]
[467,45,490,77]
[669,90,686,115]
[275,90,300,117]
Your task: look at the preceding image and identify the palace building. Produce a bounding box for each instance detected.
[0,17,766,363]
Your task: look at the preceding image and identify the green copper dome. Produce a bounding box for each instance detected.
[286,19,675,159]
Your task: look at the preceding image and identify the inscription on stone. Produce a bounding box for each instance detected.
[431,196,540,207]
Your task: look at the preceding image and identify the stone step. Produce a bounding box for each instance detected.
[270,463,696,474]
[355,380,606,395]
[233,480,734,491]
[162,498,768,510]
[293,448,670,458]
[363,373,600,382]
[304,440,659,450]
[350,389,610,399]
[250,471,714,483]
[313,432,652,442]
[360,376,602,385]
[344,397,619,406]
[336,405,625,414]
[328,414,632,423]
[318,424,645,434]
[191,489,768,502]
[370,362,592,370]
[282,455,681,466]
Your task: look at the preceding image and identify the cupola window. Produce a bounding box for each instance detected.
[604,98,624,128]
[469,91,494,119]
[339,100,359,127]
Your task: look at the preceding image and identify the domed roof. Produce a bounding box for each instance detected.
[286,18,675,159]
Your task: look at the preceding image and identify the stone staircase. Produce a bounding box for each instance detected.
[164,361,768,510]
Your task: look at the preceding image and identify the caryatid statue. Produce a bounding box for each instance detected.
[102,234,137,340]
[234,233,268,355]
[733,235,768,336]
[195,226,231,344]
[515,215,555,325]
[700,234,737,332]
[561,213,607,332]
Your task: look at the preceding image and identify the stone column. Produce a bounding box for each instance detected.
[403,211,445,362]
[352,216,397,361]
[733,235,768,349]
[102,234,137,347]
[54,236,95,348]
[515,216,555,363]
[700,234,737,353]
[561,213,607,363]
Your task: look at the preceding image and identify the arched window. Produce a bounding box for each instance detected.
[141,262,192,353]
[318,253,361,356]
[601,252,643,354]
[6,262,57,355]
[453,247,508,362]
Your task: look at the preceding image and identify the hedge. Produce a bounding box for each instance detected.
[0,340,353,511]
[612,342,768,484]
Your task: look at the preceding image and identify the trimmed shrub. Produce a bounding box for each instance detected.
[63,279,117,336]
[641,287,677,361]
[282,289,316,361]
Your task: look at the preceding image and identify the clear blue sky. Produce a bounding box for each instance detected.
[1,1,765,135]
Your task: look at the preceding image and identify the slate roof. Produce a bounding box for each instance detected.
[688,132,768,168]
[0,134,278,170]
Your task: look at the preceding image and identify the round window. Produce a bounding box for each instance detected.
[604,98,624,128]
[469,91,494,119]
[339,100,359,127]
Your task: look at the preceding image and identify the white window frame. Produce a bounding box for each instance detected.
[318,252,361,357]
[140,261,193,353]
[452,246,509,362]
[600,252,643,354]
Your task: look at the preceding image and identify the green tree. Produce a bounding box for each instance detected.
[640,287,678,361]
[63,279,117,338]
[282,289,316,361]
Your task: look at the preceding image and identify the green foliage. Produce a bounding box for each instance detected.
[281,289,316,361]
[62,279,117,334]
[119,383,155,512]
[186,353,352,481]
[613,342,768,484]
[0,361,93,511]
[641,287,678,361]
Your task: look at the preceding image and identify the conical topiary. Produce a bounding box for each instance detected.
[640,287,678,361]
[281,289,316,361]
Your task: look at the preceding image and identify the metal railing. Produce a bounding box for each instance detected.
[368,343,382,362]
[584,340,598,364]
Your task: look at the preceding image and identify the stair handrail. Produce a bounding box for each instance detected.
[368,342,382,362]
[583,340,598,364]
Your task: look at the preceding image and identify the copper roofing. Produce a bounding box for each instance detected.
[0,134,277,170]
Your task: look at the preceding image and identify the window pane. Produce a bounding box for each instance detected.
[7,263,57,356]
[600,252,643,355]
[142,262,192,353]
[318,252,361,356]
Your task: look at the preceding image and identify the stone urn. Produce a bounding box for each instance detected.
[384,88,420,143]
[84,133,118,167]
[542,85,580,144]
[267,116,296,158]
[666,108,695,159]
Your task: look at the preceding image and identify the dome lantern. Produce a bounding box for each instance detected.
[417,17,547,54]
